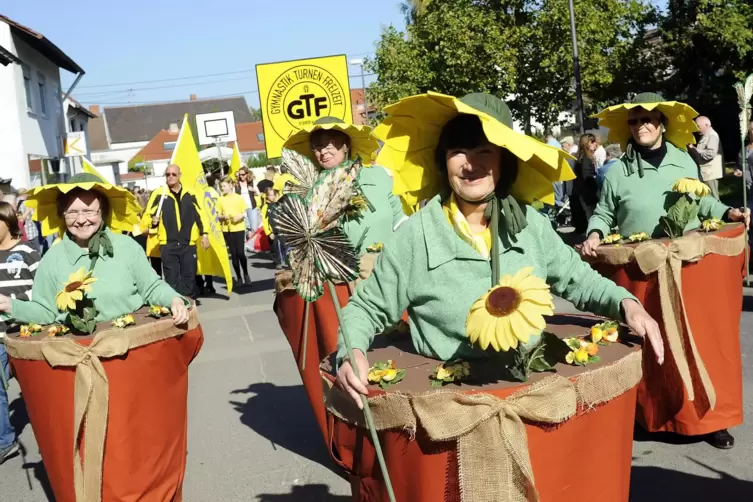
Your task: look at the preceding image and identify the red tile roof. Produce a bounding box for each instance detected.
[120,172,145,181]
[231,122,265,152]
[132,129,179,162]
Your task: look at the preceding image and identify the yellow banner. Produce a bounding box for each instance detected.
[256,54,352,158]
[228,141,242,178]
[170,115,233,293]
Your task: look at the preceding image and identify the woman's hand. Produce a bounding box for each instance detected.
[0,294,11,313]
[171,297,189,326]
[335,349,370,409]
[576,232,602,258]
[218,214,227,222]
[727,207,750,228]
[621,299,664,365]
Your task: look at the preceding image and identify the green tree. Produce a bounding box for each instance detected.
[367,0,655,132]
[248,106,263,122]
[128,155,148,173]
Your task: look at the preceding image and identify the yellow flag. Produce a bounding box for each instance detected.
[170,115,233,293]
[228,142,242,178]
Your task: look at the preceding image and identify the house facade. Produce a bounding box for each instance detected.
[0,14,84,190]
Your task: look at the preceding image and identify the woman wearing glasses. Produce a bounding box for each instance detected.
[274,116,407,443]
[0,173,189,326]
[235,167,260,232]
[577,93,748,450]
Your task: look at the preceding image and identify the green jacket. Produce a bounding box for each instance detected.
[11,229,181,325]
[588,142,729,238]
[338,196,636,362]
[328,165,407,255]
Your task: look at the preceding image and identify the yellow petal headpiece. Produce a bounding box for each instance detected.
[282,117,379,166]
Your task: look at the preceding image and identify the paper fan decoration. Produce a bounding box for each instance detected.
[270,150,362,302]
[734,74,753,139]
[281,148,318,197]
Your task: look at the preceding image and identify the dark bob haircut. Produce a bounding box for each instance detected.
[0,201,22,239]
[434,114,519,198]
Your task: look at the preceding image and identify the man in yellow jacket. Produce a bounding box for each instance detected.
[144,164,209,298]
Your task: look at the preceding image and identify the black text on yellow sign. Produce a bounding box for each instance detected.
[257,55,353,158]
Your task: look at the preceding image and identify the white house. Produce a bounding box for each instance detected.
[0,14,84,190]
[64,96,96,176]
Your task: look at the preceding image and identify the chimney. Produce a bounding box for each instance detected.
[90,104,100,115]
[168,122,179,133]
[190,94,197,101]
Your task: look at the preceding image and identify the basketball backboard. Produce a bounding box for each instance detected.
[196,111,237,146]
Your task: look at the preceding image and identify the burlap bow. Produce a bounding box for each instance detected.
[5,310,199,502]
[595,230,745,411]
[325,350,642,502]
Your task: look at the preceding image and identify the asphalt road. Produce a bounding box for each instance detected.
[1,254,751,501]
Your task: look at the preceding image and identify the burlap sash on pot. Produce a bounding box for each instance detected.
[274,252,381,294]
[4,309,200,502]
[324,350,642,502]
[594,230,745,412]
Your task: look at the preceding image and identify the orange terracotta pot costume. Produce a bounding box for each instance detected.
[324,315,642,502]
[591,224,745,435]
[7,320,203,502]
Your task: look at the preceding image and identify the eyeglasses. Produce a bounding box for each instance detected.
[238,173,247,177]
[63,209,100,220]
[627,116,656,126]
[165,172,179,178]
[311,141,340,153]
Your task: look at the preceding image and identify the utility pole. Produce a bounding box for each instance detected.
[567,0,586,134]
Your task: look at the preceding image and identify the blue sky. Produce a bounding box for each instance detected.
[3,0,407,108]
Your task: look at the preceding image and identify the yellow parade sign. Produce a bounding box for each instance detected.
[256,54,352,158]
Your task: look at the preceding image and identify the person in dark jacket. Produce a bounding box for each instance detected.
[150,164,210,298]
[571,133,599,233]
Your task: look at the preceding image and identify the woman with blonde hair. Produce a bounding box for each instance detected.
[571,133,599,233]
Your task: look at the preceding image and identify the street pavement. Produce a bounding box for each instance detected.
[1,253,751,501]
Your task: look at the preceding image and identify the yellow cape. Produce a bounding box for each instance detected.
[282,121,379,166]
[595,101,699,151]
[25,180,141,237]
[373,91,575,207]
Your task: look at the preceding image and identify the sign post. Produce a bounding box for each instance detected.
[256,54,352,158]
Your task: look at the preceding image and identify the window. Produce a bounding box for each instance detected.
[22,65,32,111]
[256,133,264,143]
[70,119,76,132]
[37,72,47,116]
[163,141,176,151]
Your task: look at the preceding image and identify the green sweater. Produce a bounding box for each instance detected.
[11,229,181,325]
[588,142,729,238]
[332,164,407,255]
[338,196,636,362]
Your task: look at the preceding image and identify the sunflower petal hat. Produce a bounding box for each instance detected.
[282,116,380,166]
[24,173,141,237]
[594,92,700,151]
[373,91,576,207]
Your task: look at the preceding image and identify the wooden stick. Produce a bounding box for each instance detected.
[327,281,396,502]
[299,302,310,372]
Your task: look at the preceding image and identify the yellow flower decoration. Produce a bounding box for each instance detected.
[672,178,710,198]
[55,268,97,312]
[627,232,650,243]
[112,314,135,329]
[602,234,622,244]
[701,218,724,232]
[466,267,554,352]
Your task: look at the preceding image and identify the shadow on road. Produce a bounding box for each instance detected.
[256,484,349,501]
[742,293,753,312]
[630,460,753,501]
[229,383,343,476]
[9,397,30,437]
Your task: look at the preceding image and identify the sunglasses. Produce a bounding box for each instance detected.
[627,116,656,126]
[165,172,179,178]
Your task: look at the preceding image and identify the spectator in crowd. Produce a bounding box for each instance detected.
[560,135,578,156]
[596,144,623,189]
[15,188,41,253]
[195,175,219,295]
[235,167,260,232]
[217,176,250,286]
[571,133,599,233]
[0,201,40,464]
[593,135,607,167]
[546,135,565,207]
[261,186,285,268]
[148,164,209,298]
[689,116,723,200]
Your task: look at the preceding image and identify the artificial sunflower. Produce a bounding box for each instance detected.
[466,267,554,352]
[56,268,97,311]
[627,232,650,243]
[673,178,710,198]
[602,234,622,244]
[701,218,725,232]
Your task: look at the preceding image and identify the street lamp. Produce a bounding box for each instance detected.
[567,0,585,134]
[349,58,369,124]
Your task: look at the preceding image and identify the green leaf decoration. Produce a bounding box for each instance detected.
[661,194,699,239]
[379,369,406,390]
